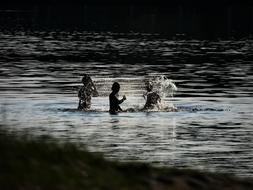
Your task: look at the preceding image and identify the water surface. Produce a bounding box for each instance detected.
[0,31,253,177]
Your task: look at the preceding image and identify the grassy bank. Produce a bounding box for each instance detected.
[0,134,252,190]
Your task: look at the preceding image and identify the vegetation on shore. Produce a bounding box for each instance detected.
[0,134,253,190]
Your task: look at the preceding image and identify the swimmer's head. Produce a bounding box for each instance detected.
[145,80,153,92]
[111,82,120,93]
[81,74,91,84]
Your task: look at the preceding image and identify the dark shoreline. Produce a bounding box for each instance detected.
[0,133,253,190]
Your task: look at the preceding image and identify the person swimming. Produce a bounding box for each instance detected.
[78,74,98,110]
[109,82,126,114]
[142,80,161,110]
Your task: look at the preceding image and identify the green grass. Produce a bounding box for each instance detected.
[0,134,252,190]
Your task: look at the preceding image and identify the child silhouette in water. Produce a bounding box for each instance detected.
[78,74,98,110]
[143,80,161,110]
[109,82,126,114]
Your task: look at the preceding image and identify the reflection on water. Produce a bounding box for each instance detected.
[0,31,253,177]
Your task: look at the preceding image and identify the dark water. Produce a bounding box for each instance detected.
[1,1,253,39]
[0,31,253,177]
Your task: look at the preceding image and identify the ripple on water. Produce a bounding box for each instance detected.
[0,32,253,177]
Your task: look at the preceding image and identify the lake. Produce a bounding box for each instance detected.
[0,30,253,177]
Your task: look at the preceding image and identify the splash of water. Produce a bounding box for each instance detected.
[141,75,178,111]
[153,75,177,98]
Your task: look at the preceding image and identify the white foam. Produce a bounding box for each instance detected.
[151,75,178,110]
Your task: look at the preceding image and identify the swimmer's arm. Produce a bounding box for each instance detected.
[157,96,162,109]
[91,82,99,97]
[118,95,126,104]
[118,98,124,104]
[143,92,148,100]
[78,88,82,98]
[118,106,123,111]
[92,86,99,97]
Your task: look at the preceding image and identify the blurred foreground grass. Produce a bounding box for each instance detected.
[0,133,253,190]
